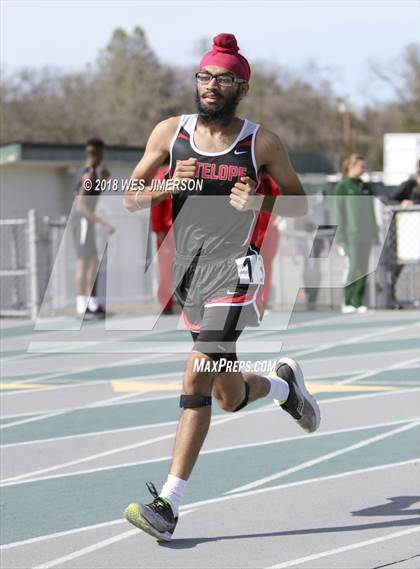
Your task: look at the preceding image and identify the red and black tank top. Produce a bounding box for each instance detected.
[169,114,261,261]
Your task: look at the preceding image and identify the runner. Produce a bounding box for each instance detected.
[122,33,320,542]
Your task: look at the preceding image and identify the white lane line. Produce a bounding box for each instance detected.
[337,356,420,386]
[0,370,184,398]
[2,387,419,450]
[0,389,157,431]
[1,350,185,386]
[2,346,418,423]
[2,322,417,395]
[290,321,419,359]
[266,527,420,569]
[5,364,400,420]
[0,409,269,485]
[1,459,418,551]
[32,509,197,569]
[0,392,181,420]
[317,387,420,404]
[0,418,181,449]
[23,313,281,359]
[2,417,418,487]
[254,311,410,337]
[6,313,415,387]
[250,312,346,336]
[225,420,420,494]
[32,529,138,569]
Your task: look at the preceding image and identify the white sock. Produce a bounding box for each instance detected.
[87,296,99,311]
[266,374,290,403]
[76,295,88,314]
[160,474,187,516]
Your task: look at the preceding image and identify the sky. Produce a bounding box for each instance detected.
[1,0,419,107]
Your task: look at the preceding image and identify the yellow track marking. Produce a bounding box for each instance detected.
[0,383,50,390]
[112,381,182,392]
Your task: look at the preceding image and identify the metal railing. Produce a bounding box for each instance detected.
[1,204,419,320]
[0,211,37,318]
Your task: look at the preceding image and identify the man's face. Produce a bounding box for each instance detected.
[195,65,248,124]
[86,146,103,167]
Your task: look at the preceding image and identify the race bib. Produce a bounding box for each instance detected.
[235,253,265,285]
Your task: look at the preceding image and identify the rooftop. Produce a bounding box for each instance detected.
[0,142,336,174]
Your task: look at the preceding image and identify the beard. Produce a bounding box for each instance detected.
[195,87,241,126]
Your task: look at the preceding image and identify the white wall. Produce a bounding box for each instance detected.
[0,162,137,219]
[383,133,420,186]
[0,163,66,219]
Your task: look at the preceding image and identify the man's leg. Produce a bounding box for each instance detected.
[85,256,104,314]
[75,258,88,315]
[169,351,215,480]
[213,369,270,411]
[123,349,216,542]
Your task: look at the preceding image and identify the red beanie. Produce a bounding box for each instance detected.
[199,33,251,82]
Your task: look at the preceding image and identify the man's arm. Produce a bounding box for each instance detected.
[77,168,114,234]
[229,128,307,217]
[257,128,307,216]
[391,178,415,205]
[123,117,180,211]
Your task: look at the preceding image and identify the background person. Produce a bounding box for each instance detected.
[335,153,379,313]
[73,138,115,318]
[251,171,281,309]
[387,163,420,308]
[150,163,175,314]
[392,161,420,207]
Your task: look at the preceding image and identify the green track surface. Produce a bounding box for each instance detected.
[1,422,415,545]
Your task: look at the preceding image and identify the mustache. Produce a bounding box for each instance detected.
[202,91,223,99]
[195,88,241,126]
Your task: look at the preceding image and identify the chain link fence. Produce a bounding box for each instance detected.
[379,205,420,308]
[0,212,36,318]
[1,202,419,320]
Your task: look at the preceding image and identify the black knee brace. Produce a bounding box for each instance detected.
[233,381,250,412]
[180,394,212,409]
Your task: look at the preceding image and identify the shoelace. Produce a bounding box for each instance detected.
[146,481,170,514]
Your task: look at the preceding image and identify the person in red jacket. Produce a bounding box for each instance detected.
[252,172,281,308]
[151,165,175,314]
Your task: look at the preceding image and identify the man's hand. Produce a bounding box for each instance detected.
[86,156,97,169]
[173,158,197,187]
[102,221,115,235]
[100,167,111,180]
[229,176,256,211]
[401,199,414,208]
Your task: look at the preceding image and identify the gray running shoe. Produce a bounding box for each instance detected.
[124,482,178,542]
[273,357,321,433]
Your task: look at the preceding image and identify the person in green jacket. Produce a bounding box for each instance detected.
[335,153,379,313]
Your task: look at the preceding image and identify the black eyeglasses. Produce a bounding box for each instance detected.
[195,72,246,87]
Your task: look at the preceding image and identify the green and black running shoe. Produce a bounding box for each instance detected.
[124,482,178,542]
[273,357,321,433]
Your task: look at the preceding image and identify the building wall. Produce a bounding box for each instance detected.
[0,162,136,219]
[383,133,420,186]
[0,164,67,219]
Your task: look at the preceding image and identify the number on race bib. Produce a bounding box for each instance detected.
[235,253,265,285]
